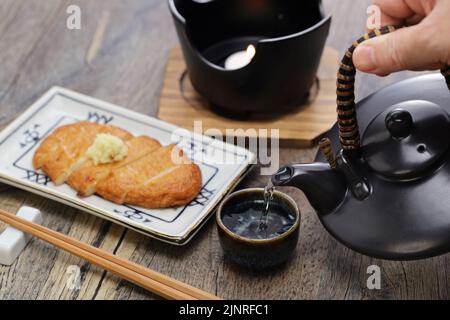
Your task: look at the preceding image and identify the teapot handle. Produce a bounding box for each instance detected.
[336,26,450,152]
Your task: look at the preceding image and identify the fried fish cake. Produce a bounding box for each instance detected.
[33,122,202,209]
[67,136,161,197]
[95,144,202,208]
[33,122,132,185]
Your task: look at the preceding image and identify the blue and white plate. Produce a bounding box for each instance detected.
[0,87,255,245]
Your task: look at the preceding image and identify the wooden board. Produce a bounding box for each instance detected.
[158,46,340,148]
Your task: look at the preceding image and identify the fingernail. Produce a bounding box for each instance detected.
[354,46,376,71]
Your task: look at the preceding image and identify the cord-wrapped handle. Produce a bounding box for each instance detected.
[336,26,450,152]
[319,138,337,169]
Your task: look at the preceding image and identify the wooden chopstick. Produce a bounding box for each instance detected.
[0,209,220,300]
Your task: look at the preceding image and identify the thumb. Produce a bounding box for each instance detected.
[353,25,439,75]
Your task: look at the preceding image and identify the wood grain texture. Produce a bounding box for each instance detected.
[0,0,448,300]
[158,47,339,148]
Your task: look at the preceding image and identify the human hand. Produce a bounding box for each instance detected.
[353,0,450,76]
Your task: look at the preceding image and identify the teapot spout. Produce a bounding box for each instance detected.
[271,163,347,215]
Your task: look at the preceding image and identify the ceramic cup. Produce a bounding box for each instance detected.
[216,188,300,270]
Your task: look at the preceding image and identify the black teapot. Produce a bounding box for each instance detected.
[272,26,450,260]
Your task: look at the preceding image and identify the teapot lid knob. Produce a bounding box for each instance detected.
[362,100,450,179]
[385,109,413,140]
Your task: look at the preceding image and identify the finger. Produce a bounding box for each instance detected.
[406,0,436,15]
[373,0,415,19]
[353,24,440,75]
[367,0,411,32]
[366,14,402,33]
[405,13,425,25]
[409,62,446,71]
[380,13,404,28]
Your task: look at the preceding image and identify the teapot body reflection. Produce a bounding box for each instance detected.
[272,26,450,260]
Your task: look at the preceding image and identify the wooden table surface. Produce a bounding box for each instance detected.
[0,0,449,300]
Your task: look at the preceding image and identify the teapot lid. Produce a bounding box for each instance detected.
[361,100,450,179]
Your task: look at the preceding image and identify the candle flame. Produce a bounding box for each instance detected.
[246,45,256,59]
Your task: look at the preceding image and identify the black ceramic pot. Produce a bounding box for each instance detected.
[169,0,331,115]
[216,188,300,270]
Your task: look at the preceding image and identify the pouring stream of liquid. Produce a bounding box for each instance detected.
[259,182,275,231]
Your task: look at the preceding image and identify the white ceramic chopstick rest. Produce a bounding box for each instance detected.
[0,206,43,266]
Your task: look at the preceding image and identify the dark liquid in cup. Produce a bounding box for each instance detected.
[221,194,296,240]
